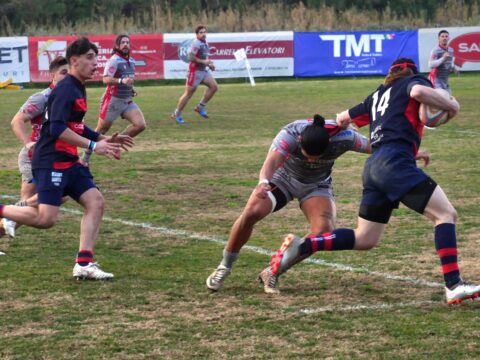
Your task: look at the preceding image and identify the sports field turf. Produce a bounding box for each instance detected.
[1,75,479,359]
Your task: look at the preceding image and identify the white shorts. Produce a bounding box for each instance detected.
[99,95,140,123]
[18,146,33,183]
[271,167,334,208]
[186,69,214,88]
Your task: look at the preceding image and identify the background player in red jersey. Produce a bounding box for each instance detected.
[0,38,133,280]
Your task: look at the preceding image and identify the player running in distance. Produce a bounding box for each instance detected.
[82,34,145,166]
[171,25,218,124]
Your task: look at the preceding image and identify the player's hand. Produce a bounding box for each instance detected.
[121,77,134,86]
[106,133,134,151]
[208,61,215,71]
[415,150,430,167]
[255,182,271,199]
[25,141,35,150]
[94,140,123,160]
[336,110,351,129]
[442,52,451,60]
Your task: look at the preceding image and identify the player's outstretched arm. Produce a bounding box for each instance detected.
[102,132,134,151]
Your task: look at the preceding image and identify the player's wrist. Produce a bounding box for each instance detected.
[118,77,123,85]
[88,140,97,151]
[258,179,270,186]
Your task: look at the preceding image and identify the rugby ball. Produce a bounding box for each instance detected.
[418,88,455,127]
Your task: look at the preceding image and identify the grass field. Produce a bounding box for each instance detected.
[1,75,479,359]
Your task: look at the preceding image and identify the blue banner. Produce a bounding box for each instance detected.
[294,31,419,77]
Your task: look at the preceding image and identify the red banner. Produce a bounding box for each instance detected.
[449,32,480,67]
[28,34,164,82]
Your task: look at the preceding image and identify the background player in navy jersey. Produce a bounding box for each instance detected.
[429,30,458,94]
[0,37,133,280]
[171,25,218,124]
[206,115,371,293]
[1,57,69,239]
[82,34,145,166]
[268,58,479,304]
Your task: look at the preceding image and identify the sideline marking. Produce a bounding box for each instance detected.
[297,300,439,315]
[1,194,442,288]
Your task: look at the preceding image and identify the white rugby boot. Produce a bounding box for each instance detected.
[206,265,231,291]
[258,267,280,294]
[2,218,16,238]
[73,262,114,280]
[445,280,480,304]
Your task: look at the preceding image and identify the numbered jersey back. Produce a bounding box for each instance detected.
[348,74,432,153]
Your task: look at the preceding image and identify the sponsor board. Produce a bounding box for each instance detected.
[418,27,480,72]
[28,34,164,82]
[163,32,294,79]
[294,31,418,77]
[0,36,30,83]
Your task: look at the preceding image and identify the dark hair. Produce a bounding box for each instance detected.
[49,56,67,72]
[66,37,98,64]
[384,57,418,86]
[115,34,130,48]
[300,114,330,156]
[195,25,206,34]
[438,30,449,37]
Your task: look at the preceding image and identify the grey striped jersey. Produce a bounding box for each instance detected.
[428,45,454,90]
[270,119,369,183]
[103,53,136,99]
[189,39,209,71]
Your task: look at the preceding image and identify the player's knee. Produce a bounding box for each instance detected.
[36,215,58,229]
[210,84,218,93]
[435,206,457,224]
[353,230,380,250]
[135,121,146,133]
[241,207,266,226]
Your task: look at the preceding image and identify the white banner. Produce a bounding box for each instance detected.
[0,37,30,83]
[163,31,294,79]
[418,27,480,73]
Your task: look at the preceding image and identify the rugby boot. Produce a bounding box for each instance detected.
[445,280,480,304]
[73,262,114,280]
[206,265,231,291]
[194,106,209,119]
[258,267,280,294]
[170,113,185,124]
[2,218,16,238]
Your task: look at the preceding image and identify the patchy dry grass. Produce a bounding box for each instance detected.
[1,75,480,358]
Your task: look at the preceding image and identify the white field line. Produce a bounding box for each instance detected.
[1,194,442,288]
[297,300,439,315]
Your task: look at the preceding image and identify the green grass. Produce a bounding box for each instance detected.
[1,74,480,359]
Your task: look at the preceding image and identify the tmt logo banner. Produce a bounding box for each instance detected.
[294,31,418,77]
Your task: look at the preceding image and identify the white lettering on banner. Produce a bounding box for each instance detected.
[458,42,480,52]
[320,34,386,57]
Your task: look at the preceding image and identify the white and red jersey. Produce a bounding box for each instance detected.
[18,84,53,158]
[103,52,135,99]
[188,38,209,72]
[428,45,454,90]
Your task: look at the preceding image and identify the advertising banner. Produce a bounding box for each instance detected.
[294,31,419,77]
[0,36,30,83]
[163,32,294,79]
[28,34,164,82]
[418,27,480,72]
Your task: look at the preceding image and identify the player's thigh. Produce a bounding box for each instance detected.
[37,203,61,226]
[301,196,336,234]
[354,217,387,250]
[201,74,217,89]
[122,104,145,125]
[78,187,104,212]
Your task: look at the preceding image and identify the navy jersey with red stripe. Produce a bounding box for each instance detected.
[32,74,88,170]
[348,74,432,154]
